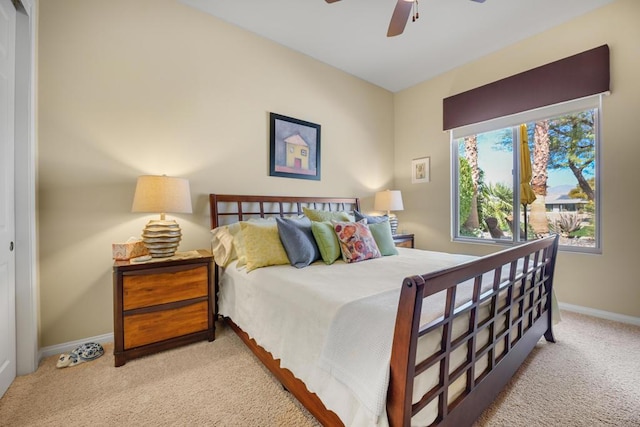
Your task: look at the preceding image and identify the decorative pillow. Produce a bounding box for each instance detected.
[239,221,289,272]
[228,218,275,268]
[368,220,399,256]
[276,217,320,268]
[210,226,236,267]
[303,207,352,223]
[333,220,381,263]
[227,222,246,267]
[311,221,342,265]
[354,210,388,224]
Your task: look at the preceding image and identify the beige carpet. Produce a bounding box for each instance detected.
[1,311,639,426]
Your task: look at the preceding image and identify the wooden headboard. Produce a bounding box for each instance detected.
[209,194,360,229]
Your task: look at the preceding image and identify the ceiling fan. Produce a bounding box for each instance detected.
[326,0,486,37]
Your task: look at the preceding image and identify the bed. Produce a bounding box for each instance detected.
[209,194,559,427]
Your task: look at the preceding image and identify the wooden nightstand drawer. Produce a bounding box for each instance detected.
[124,300,208,349]
[123,265,208,310]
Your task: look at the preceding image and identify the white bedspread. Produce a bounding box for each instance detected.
[318,288,399,420]
[218,248,477,426]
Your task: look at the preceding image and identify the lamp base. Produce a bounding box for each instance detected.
[389,214,399,235]
[141,219,182,258]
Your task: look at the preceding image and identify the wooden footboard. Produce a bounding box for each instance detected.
[387,235,559,427]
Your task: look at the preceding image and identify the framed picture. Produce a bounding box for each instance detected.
[269,113,321,181]
[411,157,430,184]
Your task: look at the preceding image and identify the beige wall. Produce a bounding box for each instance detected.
[38,0,639,348]
[394,0,640,318]
[37,0,394,347]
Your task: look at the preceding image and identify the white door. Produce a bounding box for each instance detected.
[0,0,17,398]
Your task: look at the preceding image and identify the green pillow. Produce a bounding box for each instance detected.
[303,207,351,222]
[368,220,399,256]
[311,221,342,264]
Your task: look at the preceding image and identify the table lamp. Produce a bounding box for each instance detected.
[374,190,404,235]
[131,175,192,258]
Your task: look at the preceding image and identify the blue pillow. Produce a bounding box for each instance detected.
[354,210,388,224]
[276,217,321,268]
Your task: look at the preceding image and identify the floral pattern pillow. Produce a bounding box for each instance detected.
[332,220,381,263]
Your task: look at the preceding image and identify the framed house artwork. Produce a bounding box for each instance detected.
[269,113,321,181]
[411,157,430,184]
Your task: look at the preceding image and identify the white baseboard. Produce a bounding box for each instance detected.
[559,303,640,326]
[39,332,114,361]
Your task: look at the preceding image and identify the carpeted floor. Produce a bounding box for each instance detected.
[475,311,640,426]
[1,311,638,426]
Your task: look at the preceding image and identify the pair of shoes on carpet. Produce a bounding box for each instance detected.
[56,342,104,368]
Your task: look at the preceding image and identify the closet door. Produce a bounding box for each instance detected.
[0,0,17,398]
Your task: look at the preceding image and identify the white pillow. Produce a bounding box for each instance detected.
[210,226,236,267]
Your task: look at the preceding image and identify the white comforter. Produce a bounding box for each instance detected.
[218,248,479,426]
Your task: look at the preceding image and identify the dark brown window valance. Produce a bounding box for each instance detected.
[443,45,610,131]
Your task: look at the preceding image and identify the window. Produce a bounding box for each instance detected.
[452,97,601,252]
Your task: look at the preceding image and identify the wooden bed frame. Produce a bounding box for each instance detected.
[209,193,559,427]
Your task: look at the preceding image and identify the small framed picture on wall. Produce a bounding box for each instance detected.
[411,157,430,184]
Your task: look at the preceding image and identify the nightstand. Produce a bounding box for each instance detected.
[112,250,214,367]
[393,233,415,248]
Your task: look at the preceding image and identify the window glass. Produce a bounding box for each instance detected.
[457,128,515,240]
[453,107,599,252]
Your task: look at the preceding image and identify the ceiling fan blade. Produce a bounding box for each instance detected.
[470,0,486,3]
[325,0,341,3]
[387,0,413,37]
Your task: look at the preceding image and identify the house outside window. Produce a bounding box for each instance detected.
[452,97,601,253]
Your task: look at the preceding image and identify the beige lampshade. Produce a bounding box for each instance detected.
[132,175,193,215]
[132,175,192,258]
[374,190,404,213]
[374,190,404,235]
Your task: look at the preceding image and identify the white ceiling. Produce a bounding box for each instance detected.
[180,0,615,93]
